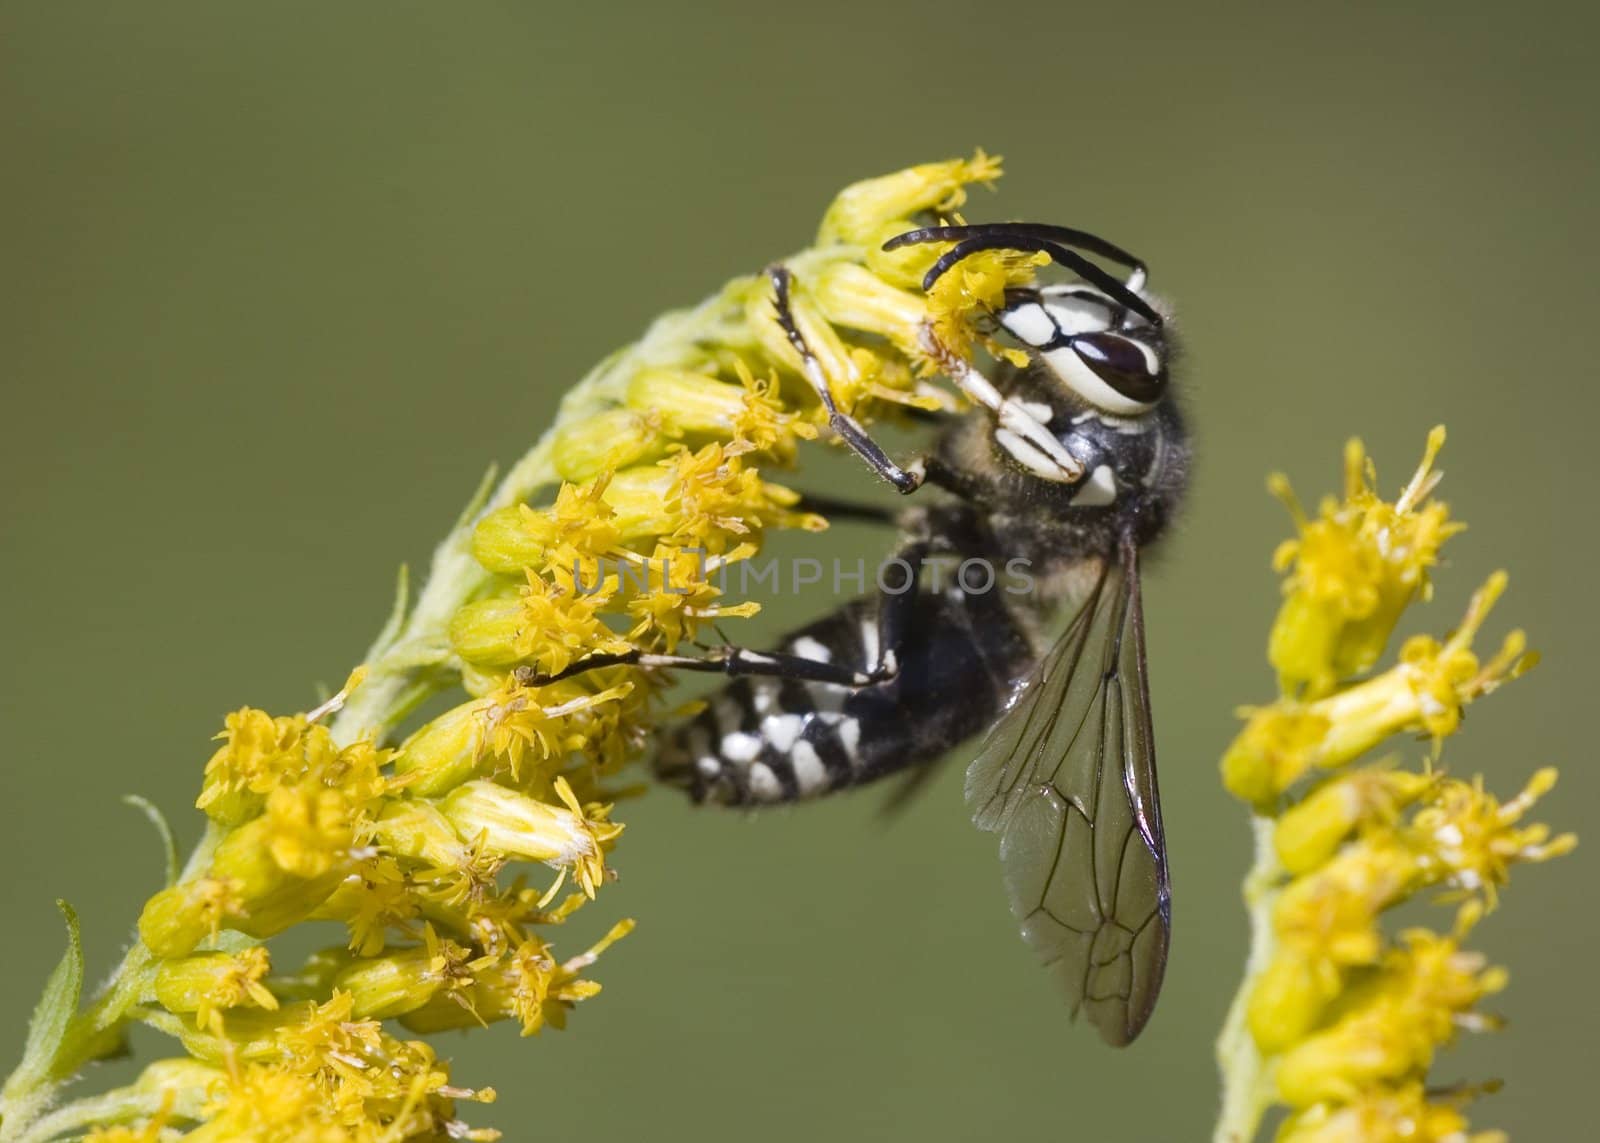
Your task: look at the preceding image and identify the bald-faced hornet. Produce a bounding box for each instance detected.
[527,222,1187,1045]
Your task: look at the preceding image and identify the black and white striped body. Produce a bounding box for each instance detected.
[658,567,1035,805]
[655,371,1189,806]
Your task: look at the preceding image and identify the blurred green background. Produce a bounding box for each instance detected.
[3,3,1596,1139]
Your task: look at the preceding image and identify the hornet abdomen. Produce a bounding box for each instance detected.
[657,583,1035,806]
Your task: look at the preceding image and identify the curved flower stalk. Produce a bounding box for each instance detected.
[1214,429,1576,1143]
[0,153,1026,1143]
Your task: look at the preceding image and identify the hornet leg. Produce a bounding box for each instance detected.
[768,265,926,494]
[515,541,931,690]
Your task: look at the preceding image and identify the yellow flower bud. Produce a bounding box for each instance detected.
[170,1001,311,1066]
[861,219,942,289]
[1313,576,1528,760]
[448,595,527,668]
[551,407,662,481]
[1248,950,1341,1054]
[471,505,544,576]
[145,797,360,958]
[391,699,486,797]
[206,814,350,940]
[440,779,604,868]
[130,1058,228,1123]
[626,367,748,435]
[1275,842,1418,965]
[1268,589,1361,700]
[817,150,1001,244]
[1267,429,1464,696]
[1276,768,1433,875]
[331,945,446,1019]
[260,784,357,880]
[195,708,304,827]
[474,476,626,580]
[460,658,511,699]
[401,920,632,1036]
[153,948,278,1024]
[744,280,862,410]
[810,261,926,350]
[602,463,686,538]
[369,799,471,869]
[1221,705,1331,807]
[1276,1019,1417,1108]
[138,878,242,959]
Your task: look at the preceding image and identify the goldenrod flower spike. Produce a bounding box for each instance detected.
[1214,430,1574,1143]
[3,156,1020,1142]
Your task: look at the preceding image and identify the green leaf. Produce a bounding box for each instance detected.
[453,462,499,531]
[368,563,412,659]
[122,795,179,888]
[9,901,83,1092]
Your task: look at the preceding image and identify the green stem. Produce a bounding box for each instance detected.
[11,1086,169,1143]
[1214,814,1282,1143]
[0,826,223,1143]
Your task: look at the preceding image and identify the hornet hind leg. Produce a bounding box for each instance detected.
[518,542,933,806]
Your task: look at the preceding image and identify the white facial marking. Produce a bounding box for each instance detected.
[792,636,831,663]
[998,302,1057,347]
[762,712,804,753]
[748,763,782,800]
[1041,347,1156,417]
[722,731,762,764]
[1075,464,1119,508]
[1129,340,1160,375]
[1075,408,1151,434]
[1041,297,1114,337]
[791,740,827,794]
[695,755,720,776]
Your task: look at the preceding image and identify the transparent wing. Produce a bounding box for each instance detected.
[964,536,1170,1046]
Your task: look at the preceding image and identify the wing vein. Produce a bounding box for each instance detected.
[962,540,1171,1046]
